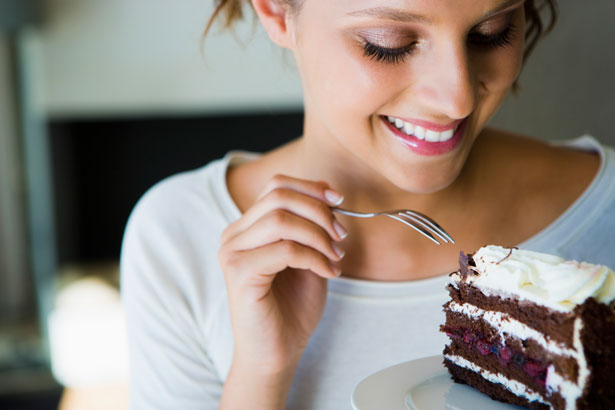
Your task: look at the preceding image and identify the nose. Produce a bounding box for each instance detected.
[415,41,476,120]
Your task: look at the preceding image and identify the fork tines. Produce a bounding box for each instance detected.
[392,211,455,246]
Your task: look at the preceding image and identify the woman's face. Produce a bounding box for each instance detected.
[287,0,525,193]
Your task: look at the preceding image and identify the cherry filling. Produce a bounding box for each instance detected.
[444,326,548,388]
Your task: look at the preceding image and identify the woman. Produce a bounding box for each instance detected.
[121,0,615,408]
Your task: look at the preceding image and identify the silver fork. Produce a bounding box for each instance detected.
[332,207,454,245]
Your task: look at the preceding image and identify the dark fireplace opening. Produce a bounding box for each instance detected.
[49,111,303,266]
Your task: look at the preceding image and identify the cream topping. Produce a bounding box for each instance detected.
[451,245,615,312]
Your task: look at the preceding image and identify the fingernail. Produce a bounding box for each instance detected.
[333,220,348,240]
[330,262,342,277]
[332,243,345,259]
[324,189,344,206]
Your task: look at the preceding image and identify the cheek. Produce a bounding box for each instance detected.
[477,47,524,92]
[475,23,525,93]
[298,27,396,126]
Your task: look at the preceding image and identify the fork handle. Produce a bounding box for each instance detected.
[331,208,376,218]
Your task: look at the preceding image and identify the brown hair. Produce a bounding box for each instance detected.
[523,0,558,60]
[204,0,558,62]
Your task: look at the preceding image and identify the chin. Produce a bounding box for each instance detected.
[390,166,462,194]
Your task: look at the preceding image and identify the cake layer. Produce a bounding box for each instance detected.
[444,342,549,396]
[443,356,557,410]
[448,282,575,346]
[443,302,579,381]
[444,314,577,391]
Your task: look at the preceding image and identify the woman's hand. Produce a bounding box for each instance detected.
[218,175,347,409]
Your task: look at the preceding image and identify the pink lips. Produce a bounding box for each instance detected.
[381,116,468,156]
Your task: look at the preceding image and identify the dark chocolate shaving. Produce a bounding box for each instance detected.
[459,251,476,281]
[496,247,518,265]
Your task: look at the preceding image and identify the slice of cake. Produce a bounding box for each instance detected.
[441,245,615,410]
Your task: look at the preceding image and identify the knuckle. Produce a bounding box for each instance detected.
[315,180,330,190]
[266,187,288,204]
[267,208,289,226]
[269,174,287,187]
[309,225,328,245]
[279,240,299,259]
[260,174,286,197]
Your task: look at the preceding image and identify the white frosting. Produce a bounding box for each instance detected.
[544,319,590,410]
[452,245,615,312]
[444,354,548,405]
[448,301,575,358]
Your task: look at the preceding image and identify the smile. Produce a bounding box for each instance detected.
[386,116,458,143]
[381,115,468,156]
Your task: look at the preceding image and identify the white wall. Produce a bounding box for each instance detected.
[492,0,615,143]
[40,0,303,116]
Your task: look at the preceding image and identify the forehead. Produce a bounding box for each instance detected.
[320,0,523,23]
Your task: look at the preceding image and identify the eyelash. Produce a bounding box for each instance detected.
[362,41,418,64]
[362,24,515,64]
[468,24,514,48]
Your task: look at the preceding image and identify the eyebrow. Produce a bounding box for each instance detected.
[483,0,526,20]
[346,7,431,24]
[347,0,525,24]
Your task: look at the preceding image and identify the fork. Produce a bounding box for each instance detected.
[332,207,454,245]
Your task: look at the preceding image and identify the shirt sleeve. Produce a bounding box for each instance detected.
[120,182,224,410]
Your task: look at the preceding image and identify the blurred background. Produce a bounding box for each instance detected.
[0,0,613,408]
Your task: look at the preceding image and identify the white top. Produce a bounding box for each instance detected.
[120,135,615,410]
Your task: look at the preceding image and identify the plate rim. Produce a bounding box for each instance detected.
[351,355,446,410]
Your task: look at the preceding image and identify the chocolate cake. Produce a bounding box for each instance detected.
[441,245,615,410]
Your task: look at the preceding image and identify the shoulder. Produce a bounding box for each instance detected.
[120,158,234,331]
[467,129,602,245]
[477,128,600,165]
[475,128,600,193]
[120,157,234,289]
[125,156,239,238]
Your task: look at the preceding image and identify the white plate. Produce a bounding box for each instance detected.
[351,355,526,410]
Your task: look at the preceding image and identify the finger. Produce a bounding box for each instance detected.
[226,209,345,262]
[258,174,344,207]
[221,240,341,284]
[227,187,348,244]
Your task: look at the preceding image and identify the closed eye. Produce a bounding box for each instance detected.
[362,41,418,64]
[468,24,515,49]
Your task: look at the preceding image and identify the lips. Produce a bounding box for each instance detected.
[381,115,468,156]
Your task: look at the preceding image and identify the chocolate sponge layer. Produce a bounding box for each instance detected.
[443,358,554,410]
[447,283,576,346]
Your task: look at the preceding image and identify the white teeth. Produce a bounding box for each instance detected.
[414,125,426,140]
[403,123,415,135]
[440,129,454,142]
[386,116,457,143]
[425,129,440,142]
